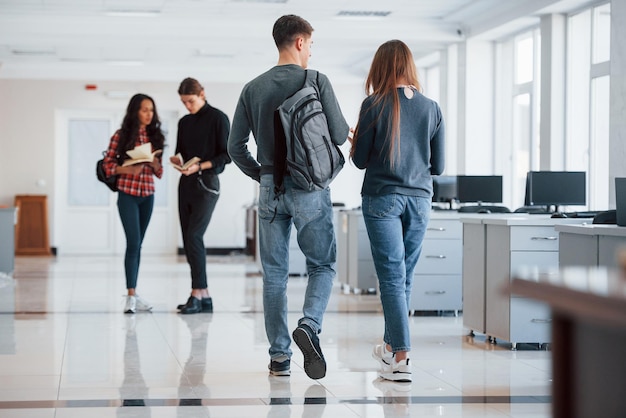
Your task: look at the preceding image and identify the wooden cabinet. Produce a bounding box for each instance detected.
[14,195,51,256]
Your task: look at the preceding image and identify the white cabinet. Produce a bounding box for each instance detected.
[556,224,626,268]
[338,210,464,311]
[337,210,377,293]
[483,218,582,348]
[461,217,487,334]
[410,216,463,313]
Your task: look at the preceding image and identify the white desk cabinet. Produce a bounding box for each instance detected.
[483,217,586,348]
[555,224,626,268]
[337,210,377,293]
[461,217,488,334]
[410,214,463,313]
[338,210,464,311]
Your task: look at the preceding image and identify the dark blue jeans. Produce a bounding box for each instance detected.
[178,174,219,289]
[117,192,154,289]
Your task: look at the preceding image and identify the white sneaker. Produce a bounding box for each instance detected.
[372,343,394,369]
[379,358,412,383]
[124,295,136,314]
[134,295,153,312]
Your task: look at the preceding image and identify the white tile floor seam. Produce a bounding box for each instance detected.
[0,255,553,417]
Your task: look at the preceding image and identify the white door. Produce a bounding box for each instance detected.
[54,109,179,255]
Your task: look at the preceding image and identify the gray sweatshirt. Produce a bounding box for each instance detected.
[351,89,445,197]
[228,64,349,182]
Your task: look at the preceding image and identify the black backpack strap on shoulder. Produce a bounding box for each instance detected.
[272,109,287,223]
[273,109,287,197]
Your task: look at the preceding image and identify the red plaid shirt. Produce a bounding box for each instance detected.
[103,128,163,197]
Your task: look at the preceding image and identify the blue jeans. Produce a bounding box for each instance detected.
[362,194,431,353]
[117,192,154,290]
[178,174,220,289]
[258,174,336,360]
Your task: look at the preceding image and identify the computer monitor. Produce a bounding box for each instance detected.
[615,177,626,226]
[432,176,457,204]
[456,175,503,204]
[525,171,586,213]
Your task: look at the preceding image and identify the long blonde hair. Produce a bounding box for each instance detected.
[352,40,421,168]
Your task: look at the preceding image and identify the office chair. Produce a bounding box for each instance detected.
[513,205,550,214]
[592,210,617,224]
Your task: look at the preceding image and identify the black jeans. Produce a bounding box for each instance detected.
[117,192,154,289]
[178,174,219,289]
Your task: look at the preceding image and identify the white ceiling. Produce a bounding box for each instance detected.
[0,0,594,83]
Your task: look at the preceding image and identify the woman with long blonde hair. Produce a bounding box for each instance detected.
[349,40,445,382]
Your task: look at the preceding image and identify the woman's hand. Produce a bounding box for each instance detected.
[148,157,162,172]
[116,164,144,176]
[183,161,202,177]
[348,127,355,145]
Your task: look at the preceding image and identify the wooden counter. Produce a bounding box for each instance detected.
[511,267,626,418]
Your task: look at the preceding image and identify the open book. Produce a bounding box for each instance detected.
[121,143,163,167]
[170,153,201,171]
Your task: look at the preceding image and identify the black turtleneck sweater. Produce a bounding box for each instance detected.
[175,102,231,181]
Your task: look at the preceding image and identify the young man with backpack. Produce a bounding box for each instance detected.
[228,14,349,380]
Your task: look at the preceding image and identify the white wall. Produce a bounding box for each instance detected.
[0,77,368,251]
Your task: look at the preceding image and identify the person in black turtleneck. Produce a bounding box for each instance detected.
[170,77,231,314]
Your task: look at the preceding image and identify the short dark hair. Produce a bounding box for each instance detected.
[272,15,314,50]
[178,77,203,95]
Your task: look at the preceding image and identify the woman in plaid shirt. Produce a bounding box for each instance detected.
[103,93,165,313]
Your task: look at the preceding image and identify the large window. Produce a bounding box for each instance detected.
[566,3,611,210]
[496,29,541,209]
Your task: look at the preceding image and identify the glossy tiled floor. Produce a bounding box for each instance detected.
[0,255,552,417]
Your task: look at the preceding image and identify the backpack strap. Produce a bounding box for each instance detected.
[305,69,320,96]
[273,69,312,199]
[273,109,287,198]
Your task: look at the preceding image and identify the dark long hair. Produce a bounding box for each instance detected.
[117,93,165,156]
[352,40,421,168]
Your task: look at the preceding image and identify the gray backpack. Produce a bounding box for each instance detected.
[273,70,344,194]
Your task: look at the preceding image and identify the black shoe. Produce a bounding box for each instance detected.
[179,297,203,314]
[268,358,291,376]
[292,324,326,379]
[177,296,213,312]
[201,297,213,313]
[177,296,194,310]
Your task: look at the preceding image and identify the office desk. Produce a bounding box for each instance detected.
[511,267,626,418]
[555,223,626,268]
[460,215,588,347]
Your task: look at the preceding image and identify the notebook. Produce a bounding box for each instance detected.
[615,177,626,226]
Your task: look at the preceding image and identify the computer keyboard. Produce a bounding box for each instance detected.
[569,211,601,218]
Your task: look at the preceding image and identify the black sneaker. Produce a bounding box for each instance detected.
[292,324,326,379]
[269,358,291,376]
